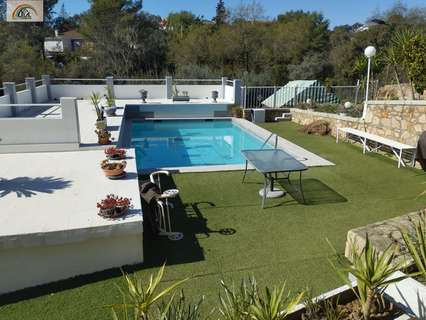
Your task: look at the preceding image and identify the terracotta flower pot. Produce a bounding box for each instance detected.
[98,136,111,145]
[96,119,107,130]
[102,161,126,177]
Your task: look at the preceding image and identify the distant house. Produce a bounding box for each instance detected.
[262,80,339,107]
[44,30,85,57]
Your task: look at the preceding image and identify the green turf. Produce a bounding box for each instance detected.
[1,122,425,319]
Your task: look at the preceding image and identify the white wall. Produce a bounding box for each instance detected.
[36,85,48,102]
[0,98,80,152]
[225,85,235,103]
[128,103,231,118]
[51,84,107,99]
[114,84,164,99]
[0,94,11,117]
[16,89,32,113]
[176,85,221,99]
[0,232,143,294]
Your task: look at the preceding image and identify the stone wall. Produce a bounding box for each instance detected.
[291,100,426,146]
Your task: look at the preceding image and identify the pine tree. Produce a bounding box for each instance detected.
[213,0,227,25]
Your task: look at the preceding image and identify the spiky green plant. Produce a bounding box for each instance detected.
[109,264,188,320]
[90,92,104,120]
[219,277,303,320]
[156,291,208,320]
[329,236,406,320]
[401,215,426,279]
[105,86,116,108]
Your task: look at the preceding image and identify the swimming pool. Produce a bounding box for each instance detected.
[131,119,267,170]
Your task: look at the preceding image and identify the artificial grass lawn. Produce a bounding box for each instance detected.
[1,122,425,319]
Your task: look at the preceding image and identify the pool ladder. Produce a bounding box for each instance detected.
[261,133,278,149]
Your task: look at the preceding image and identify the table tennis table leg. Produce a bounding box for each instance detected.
[299,171,306,204]
[262,174,268,209]
[242,160,248,183]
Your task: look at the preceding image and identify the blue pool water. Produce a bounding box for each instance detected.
[131,119,266,169]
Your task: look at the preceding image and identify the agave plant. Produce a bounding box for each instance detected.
[109,264,188,320]
[105,86,116,108]
[219,277,303,320]
[156,291,207,320]
[90,91,104,121]
[329,236,406,320]
[401,215,426,279]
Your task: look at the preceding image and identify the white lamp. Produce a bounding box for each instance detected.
[363,46,376,118]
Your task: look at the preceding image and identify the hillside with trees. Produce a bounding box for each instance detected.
[0,0,425,89]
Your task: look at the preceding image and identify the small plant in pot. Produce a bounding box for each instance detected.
[139,89,148,103]
[97,194,132,219]
[104,147,127,160]
[95,129,111,145]
[100,159,126,178]
[231,105,243,118]
[103,86,117,116]
[211,90,219,102]
[91,92,106,129]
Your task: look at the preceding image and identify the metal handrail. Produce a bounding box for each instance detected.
[0,103,59,107]
[53,78,106,81]
[174,79,221,81]
[115,78,165,82]
[261,133,278,149]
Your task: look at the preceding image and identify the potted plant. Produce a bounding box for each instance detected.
[95,129,111,145]
[91,92,106,130]
[97,194,132,219]
[100,159,126,178]
[104,147,127,160]
[103,86,117,116]
[139,89,148,103]
[306,98,316,112]
[211,90,219,103]
[231,105,243,118]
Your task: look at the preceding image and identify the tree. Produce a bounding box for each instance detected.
[213,0,227,25]
[231,0,265,23]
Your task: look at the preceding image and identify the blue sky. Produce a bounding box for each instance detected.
[55,0,425,27]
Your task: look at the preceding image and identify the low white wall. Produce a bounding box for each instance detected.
[115,84,164,99]
[36,84,48,102]
[0,232,143,294]
[16,89,32,113]
[51,84,107,99]
[0,94,11,117]
[0,98,80,152]
[128,103,231,118]
[176,84,221,99]
[225,85,235,103]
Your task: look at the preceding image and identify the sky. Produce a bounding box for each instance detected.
[55,0,425,27]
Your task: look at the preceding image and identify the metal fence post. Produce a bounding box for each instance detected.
[233,79,242,105]
[354,79,360,107]
[273,86,277,108]
[25,77,37,103]
[3,82,17,116]
[42,75,52,101]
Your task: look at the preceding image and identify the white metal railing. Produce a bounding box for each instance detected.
[242,85,362,109]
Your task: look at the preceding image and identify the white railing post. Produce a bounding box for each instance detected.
[221,77,227,99]
[3,82,17,116]
[25,77,37,103]
[165,76,173,99]
[233,79,242,105]
[106,76,114,98]
[42,75,52,101]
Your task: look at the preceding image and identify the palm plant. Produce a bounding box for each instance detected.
[329,236,406,320]
[90,92,104,121]
[110,264,188,320]
[219,277,303,320]
[401,214,426,279]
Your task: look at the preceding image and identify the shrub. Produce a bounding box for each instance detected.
[231,105,243,118]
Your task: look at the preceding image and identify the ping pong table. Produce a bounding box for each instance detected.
[241,149,308,208]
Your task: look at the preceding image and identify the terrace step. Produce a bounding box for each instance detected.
[275,112,292,122]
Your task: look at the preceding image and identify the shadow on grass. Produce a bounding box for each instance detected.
[279,178,347,205]
[0,174,233,305]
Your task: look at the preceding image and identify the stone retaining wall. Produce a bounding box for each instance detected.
[291,100,426,146]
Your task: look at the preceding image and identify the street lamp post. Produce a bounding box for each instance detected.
[363,46,376,119]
